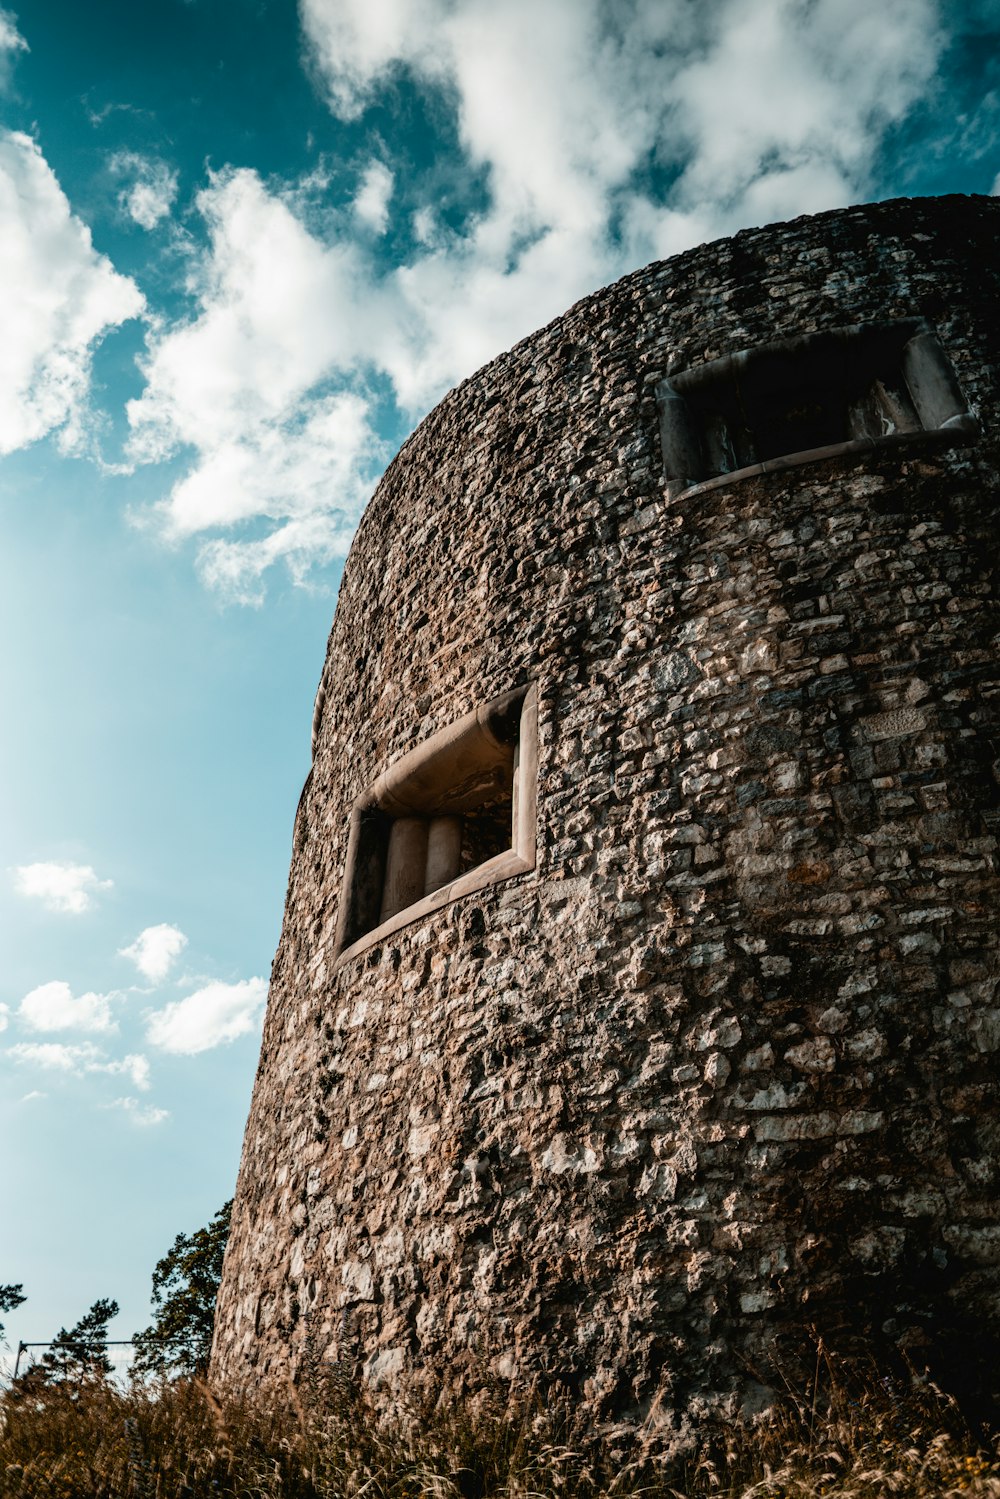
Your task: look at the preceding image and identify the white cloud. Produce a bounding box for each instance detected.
[128,169,372,463]
[106,1095,169,1127]
[13,861,113,914]
[301,0,941,313]
[0,131,143,455]
[411,206,436,245]
[19,979,115,1034]
[110,150,179,230]
[0,6,27,94]
[124,0,943,597]
[0,1003,8,1033]
[7,1040,94,1072]
[20,1090,46,1102]
[6,1042,151,1089]
[196,503,362,605]
[119,923,188,983]
[353,159,393,233]
[125,167,387,598]
[146,977,267,1054]
[111,1053,151,1090]
[659,0,941,226]
[302,0,941,256]
[0,9,27,57]
[300,0,438,119]
[164,388,377,605]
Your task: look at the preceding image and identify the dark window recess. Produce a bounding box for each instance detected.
[657,319,979,497]
[335,685,536,958]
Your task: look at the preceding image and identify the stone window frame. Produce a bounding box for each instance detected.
[656,318,979,500]
[333,682,538,965]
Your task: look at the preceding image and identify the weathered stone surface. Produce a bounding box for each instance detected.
[212,196,1000,1427]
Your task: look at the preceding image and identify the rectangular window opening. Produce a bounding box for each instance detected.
[334,682,538,963]
[657,318,979,498]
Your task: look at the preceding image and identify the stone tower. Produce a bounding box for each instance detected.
[212,196,1000,1426]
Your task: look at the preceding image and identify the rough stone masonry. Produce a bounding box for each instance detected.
[212,195,1000,1433]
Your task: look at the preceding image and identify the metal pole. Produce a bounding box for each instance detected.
[8,1337,138,1381]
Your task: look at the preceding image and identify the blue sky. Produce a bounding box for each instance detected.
[0,0,998,1371]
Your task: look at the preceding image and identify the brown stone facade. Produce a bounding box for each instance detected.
[212,196,1000,1429]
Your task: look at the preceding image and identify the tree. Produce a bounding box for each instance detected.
[0,1282,25,1345]
[132,1200,231,1377]
[20,1298,120,1387]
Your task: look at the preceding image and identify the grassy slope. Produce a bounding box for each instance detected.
[2,1357,1000,1498]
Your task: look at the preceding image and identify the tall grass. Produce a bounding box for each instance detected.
[2,1350,1000,1498]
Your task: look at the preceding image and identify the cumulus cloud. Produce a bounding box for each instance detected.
[7,1042,151,1089]
[110,150,179,229]
[353,159,393,233]
[0,8,27,58]
[125,167,386,600]
[0,7,27,93]
[128,169,373,462]
[106,1095,169,1127]
[123,0,943,596]
[119,923,188,983]
[0,132,143,455]
[13,861,113,914]
[0,1003,8,1033]
[6,1040,88,1072]
[19,980,116,1033]
[146,977,267,1054]
[305,0,942,273]
[114,1053,151,1090]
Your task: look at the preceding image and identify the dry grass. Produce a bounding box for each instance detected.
[2,1353,1000,1499]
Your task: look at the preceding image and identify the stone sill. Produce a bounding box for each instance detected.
[666,420,979,501]
[334,847,536,968]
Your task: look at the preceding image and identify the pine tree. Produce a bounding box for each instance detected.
[133,1200,231,1377]
[23,1298,120,1386]
[0,1283,25,1344]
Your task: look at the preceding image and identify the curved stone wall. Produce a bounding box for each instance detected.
[212,195,1000,1427]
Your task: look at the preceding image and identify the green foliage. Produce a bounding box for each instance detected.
[132,1200,231,1377]
[1,1352,999,1499]
[0,1281,25,1345]
[20,1297,120,1388]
